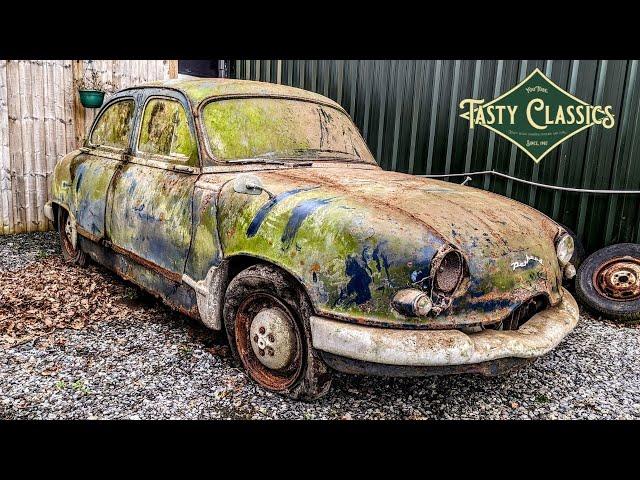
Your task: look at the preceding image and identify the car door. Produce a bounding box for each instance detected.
[107,90,199,279]
[72,96,136,240]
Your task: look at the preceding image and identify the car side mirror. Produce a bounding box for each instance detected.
[234,174,269,196]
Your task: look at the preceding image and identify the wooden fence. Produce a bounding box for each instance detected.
[0,60,178,235]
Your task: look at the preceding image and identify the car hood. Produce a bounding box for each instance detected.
[261,164,561,255]
[212,163,565,328]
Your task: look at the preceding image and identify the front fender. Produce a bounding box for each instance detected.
[216,182,448,327]
[51,150,80,209]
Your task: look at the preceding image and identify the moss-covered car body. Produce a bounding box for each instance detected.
[48,78,577,375]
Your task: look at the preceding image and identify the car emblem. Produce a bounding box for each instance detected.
[511,255,543,271]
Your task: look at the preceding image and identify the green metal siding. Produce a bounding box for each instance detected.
[233,60,640,253]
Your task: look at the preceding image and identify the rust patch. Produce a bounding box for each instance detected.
[110,243,183,283]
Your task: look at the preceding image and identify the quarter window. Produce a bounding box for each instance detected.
[90,99,135,149]
[138,98,196,164]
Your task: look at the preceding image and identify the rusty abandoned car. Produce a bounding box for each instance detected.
[46,79,579,399]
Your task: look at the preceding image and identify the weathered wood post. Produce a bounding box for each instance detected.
[72,60,85,148]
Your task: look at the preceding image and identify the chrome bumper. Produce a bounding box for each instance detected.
[310,287,579,367]
[44,202,54,222]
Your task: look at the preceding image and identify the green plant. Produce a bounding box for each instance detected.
[71,380,90,394]
[75,67,114,93]
[123,287,139,301]
[535,393,550,403]
[178,344,193,357]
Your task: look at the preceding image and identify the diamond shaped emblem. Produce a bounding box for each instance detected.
[459,68,615,163]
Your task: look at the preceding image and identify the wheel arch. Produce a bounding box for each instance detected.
[50,202,61,231]
[191,253,319,331]
[220,256,333,399]
[50,200,76,232]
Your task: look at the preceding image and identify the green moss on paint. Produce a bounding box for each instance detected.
[187,191,222,279]
[201,98,371,162]
[90,100,134,149]
[202,99,310,160]
[108,166,194,273]
[216,185,431,323]
[176,78,345,108]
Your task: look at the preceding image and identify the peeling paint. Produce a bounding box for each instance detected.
[51,79,567,336]
[246,187,316,238]
[281,197,334,250]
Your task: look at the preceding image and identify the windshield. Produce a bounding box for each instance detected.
[201,97,376,164]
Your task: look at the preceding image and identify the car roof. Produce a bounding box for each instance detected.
[133,78,347,113]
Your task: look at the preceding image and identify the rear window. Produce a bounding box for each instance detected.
[90,99,135,149]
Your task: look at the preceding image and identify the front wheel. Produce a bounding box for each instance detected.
[223,264,332,401]
[57,207,88,267]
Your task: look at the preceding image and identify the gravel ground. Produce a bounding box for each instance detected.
[1,232,639,420]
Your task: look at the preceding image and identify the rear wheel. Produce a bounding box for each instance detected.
[575,243,640,323]
[223,264,332,400]
[57,208,88,267]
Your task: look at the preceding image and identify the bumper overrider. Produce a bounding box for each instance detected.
[311,287,579,377]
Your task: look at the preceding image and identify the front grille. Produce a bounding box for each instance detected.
[486,295,549,331]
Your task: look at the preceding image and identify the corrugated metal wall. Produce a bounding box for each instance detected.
[233,60,640,253]
[0,60,177,234]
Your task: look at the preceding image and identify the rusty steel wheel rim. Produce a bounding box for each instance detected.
[234,292,303,391]
[593,256,640,301]
[61,215,78,258]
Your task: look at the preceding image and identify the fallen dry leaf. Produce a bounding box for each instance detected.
[0,255,179,348]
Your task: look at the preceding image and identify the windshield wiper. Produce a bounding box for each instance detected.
[289,148,366,161]
[227,158,314,167]
[227,158,287,165]
[291,148,358,156]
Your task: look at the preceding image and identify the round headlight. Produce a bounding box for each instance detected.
[434,250,464,293]
[556,233,574,266]
[392,289,432,317]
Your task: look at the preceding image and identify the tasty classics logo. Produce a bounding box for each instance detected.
[459,68,615,163]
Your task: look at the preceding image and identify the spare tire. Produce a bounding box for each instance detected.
[575,243,640,323]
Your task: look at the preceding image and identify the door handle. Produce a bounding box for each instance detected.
[174,164,196,173]
[121,147,133,162]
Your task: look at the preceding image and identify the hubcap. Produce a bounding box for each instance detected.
[249,308,297,370]
[594,257,640,301]
[65,217,73,239]
[234,293,303,391]
[61,214,77,254]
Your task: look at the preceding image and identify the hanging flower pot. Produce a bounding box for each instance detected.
[75,63,114,109]
[78,89,105,108]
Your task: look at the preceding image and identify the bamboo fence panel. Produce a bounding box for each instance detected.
[0,59,177,234]
[0,61,11,235]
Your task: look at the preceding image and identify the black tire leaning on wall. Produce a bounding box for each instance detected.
[223,263,332,401]
[575,243,640,323]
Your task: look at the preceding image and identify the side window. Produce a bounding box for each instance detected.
[138,98,196,164]
[90,99,135,149]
